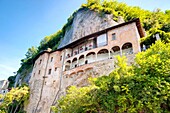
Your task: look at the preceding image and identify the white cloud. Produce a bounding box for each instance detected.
[0,64,16,72]
[0,56,21,80]
[0,64,16,80]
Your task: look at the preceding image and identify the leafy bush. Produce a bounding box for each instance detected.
[0,86,30,113]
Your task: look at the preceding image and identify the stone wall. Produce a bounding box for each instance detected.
[25,51,63,113]
[62,54,135,91]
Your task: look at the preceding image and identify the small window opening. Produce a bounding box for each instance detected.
[38,70,41,74]
[51,57,53,62]
[48,69,52,75]
[60,56,62,61]
[39,59,42,65]
[85,60,88,64]
[55,67,57,71]
[112,33,116,40]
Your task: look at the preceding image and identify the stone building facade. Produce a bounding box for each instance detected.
[0,80,9,95]
[26,18,145,113]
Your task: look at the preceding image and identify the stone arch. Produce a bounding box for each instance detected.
[65,74,69,78]
[69,72,77,78]
[97,49,109,61]
[122,42,133,55]
[86,52,96,64]
[110,46,121,58]
[78,55,85,66]
[65,60,71,71]
[72,57,78,68]
[77,70,84,73]
[84,67,93,71]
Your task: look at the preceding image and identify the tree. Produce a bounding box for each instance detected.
[0,86,30,113]
[25,46,38,59]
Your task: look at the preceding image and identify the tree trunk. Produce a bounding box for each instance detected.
[13,103,19,113]
[10,104,14,113]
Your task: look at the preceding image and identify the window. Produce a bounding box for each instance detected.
[39,59,42,65]
[51,57,53,62]
[38,70,41,74]
[48,69,52,75]
[60,56,62,61]
[55,67,57,71]
[112,33,116,40]
[97,34,107,47]
[73,46,79,56]
[66,54,70,58]
[85,60,88,64]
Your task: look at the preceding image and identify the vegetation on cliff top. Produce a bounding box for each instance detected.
[82,0,170,45]
[0,86,29,113]
[52,41,170,113]
[12,0,170,85]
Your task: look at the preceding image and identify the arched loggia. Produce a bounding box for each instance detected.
[110,46,120,58]
[97,49,109,61]
[79,55,85,66]
[65,60,71,71]
[122,42,133,55]
[72,58,78,68]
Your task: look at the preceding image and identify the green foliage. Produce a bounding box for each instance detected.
[141,28,170,45]
[82,0,170,46]
[82,0,170,32]
[25,46,38,60]
[52,41,170,113]
[8,75,16,88]
[38,30,63,51]
[0,86,30,113]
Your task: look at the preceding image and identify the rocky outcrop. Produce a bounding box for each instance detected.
[58,8,118,49]
[14,66,32,87]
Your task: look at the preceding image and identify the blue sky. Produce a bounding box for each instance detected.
[0,0,169,80]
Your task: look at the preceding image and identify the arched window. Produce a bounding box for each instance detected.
[77,70,84,75]
[79,55,85,66]
[65,60,71,71]
[97,49,109,61]
[86,52,96,63]
[72,58,78,68]
[122,42,133,55]
[110,46,120,58]
[69,72,76,78]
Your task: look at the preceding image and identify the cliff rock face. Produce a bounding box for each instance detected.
[58,9,118,49]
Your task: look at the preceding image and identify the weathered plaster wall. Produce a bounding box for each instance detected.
[35,51,62,113]
[26,51,62,113]
[26,53,49,113]
[107,22,141,54]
